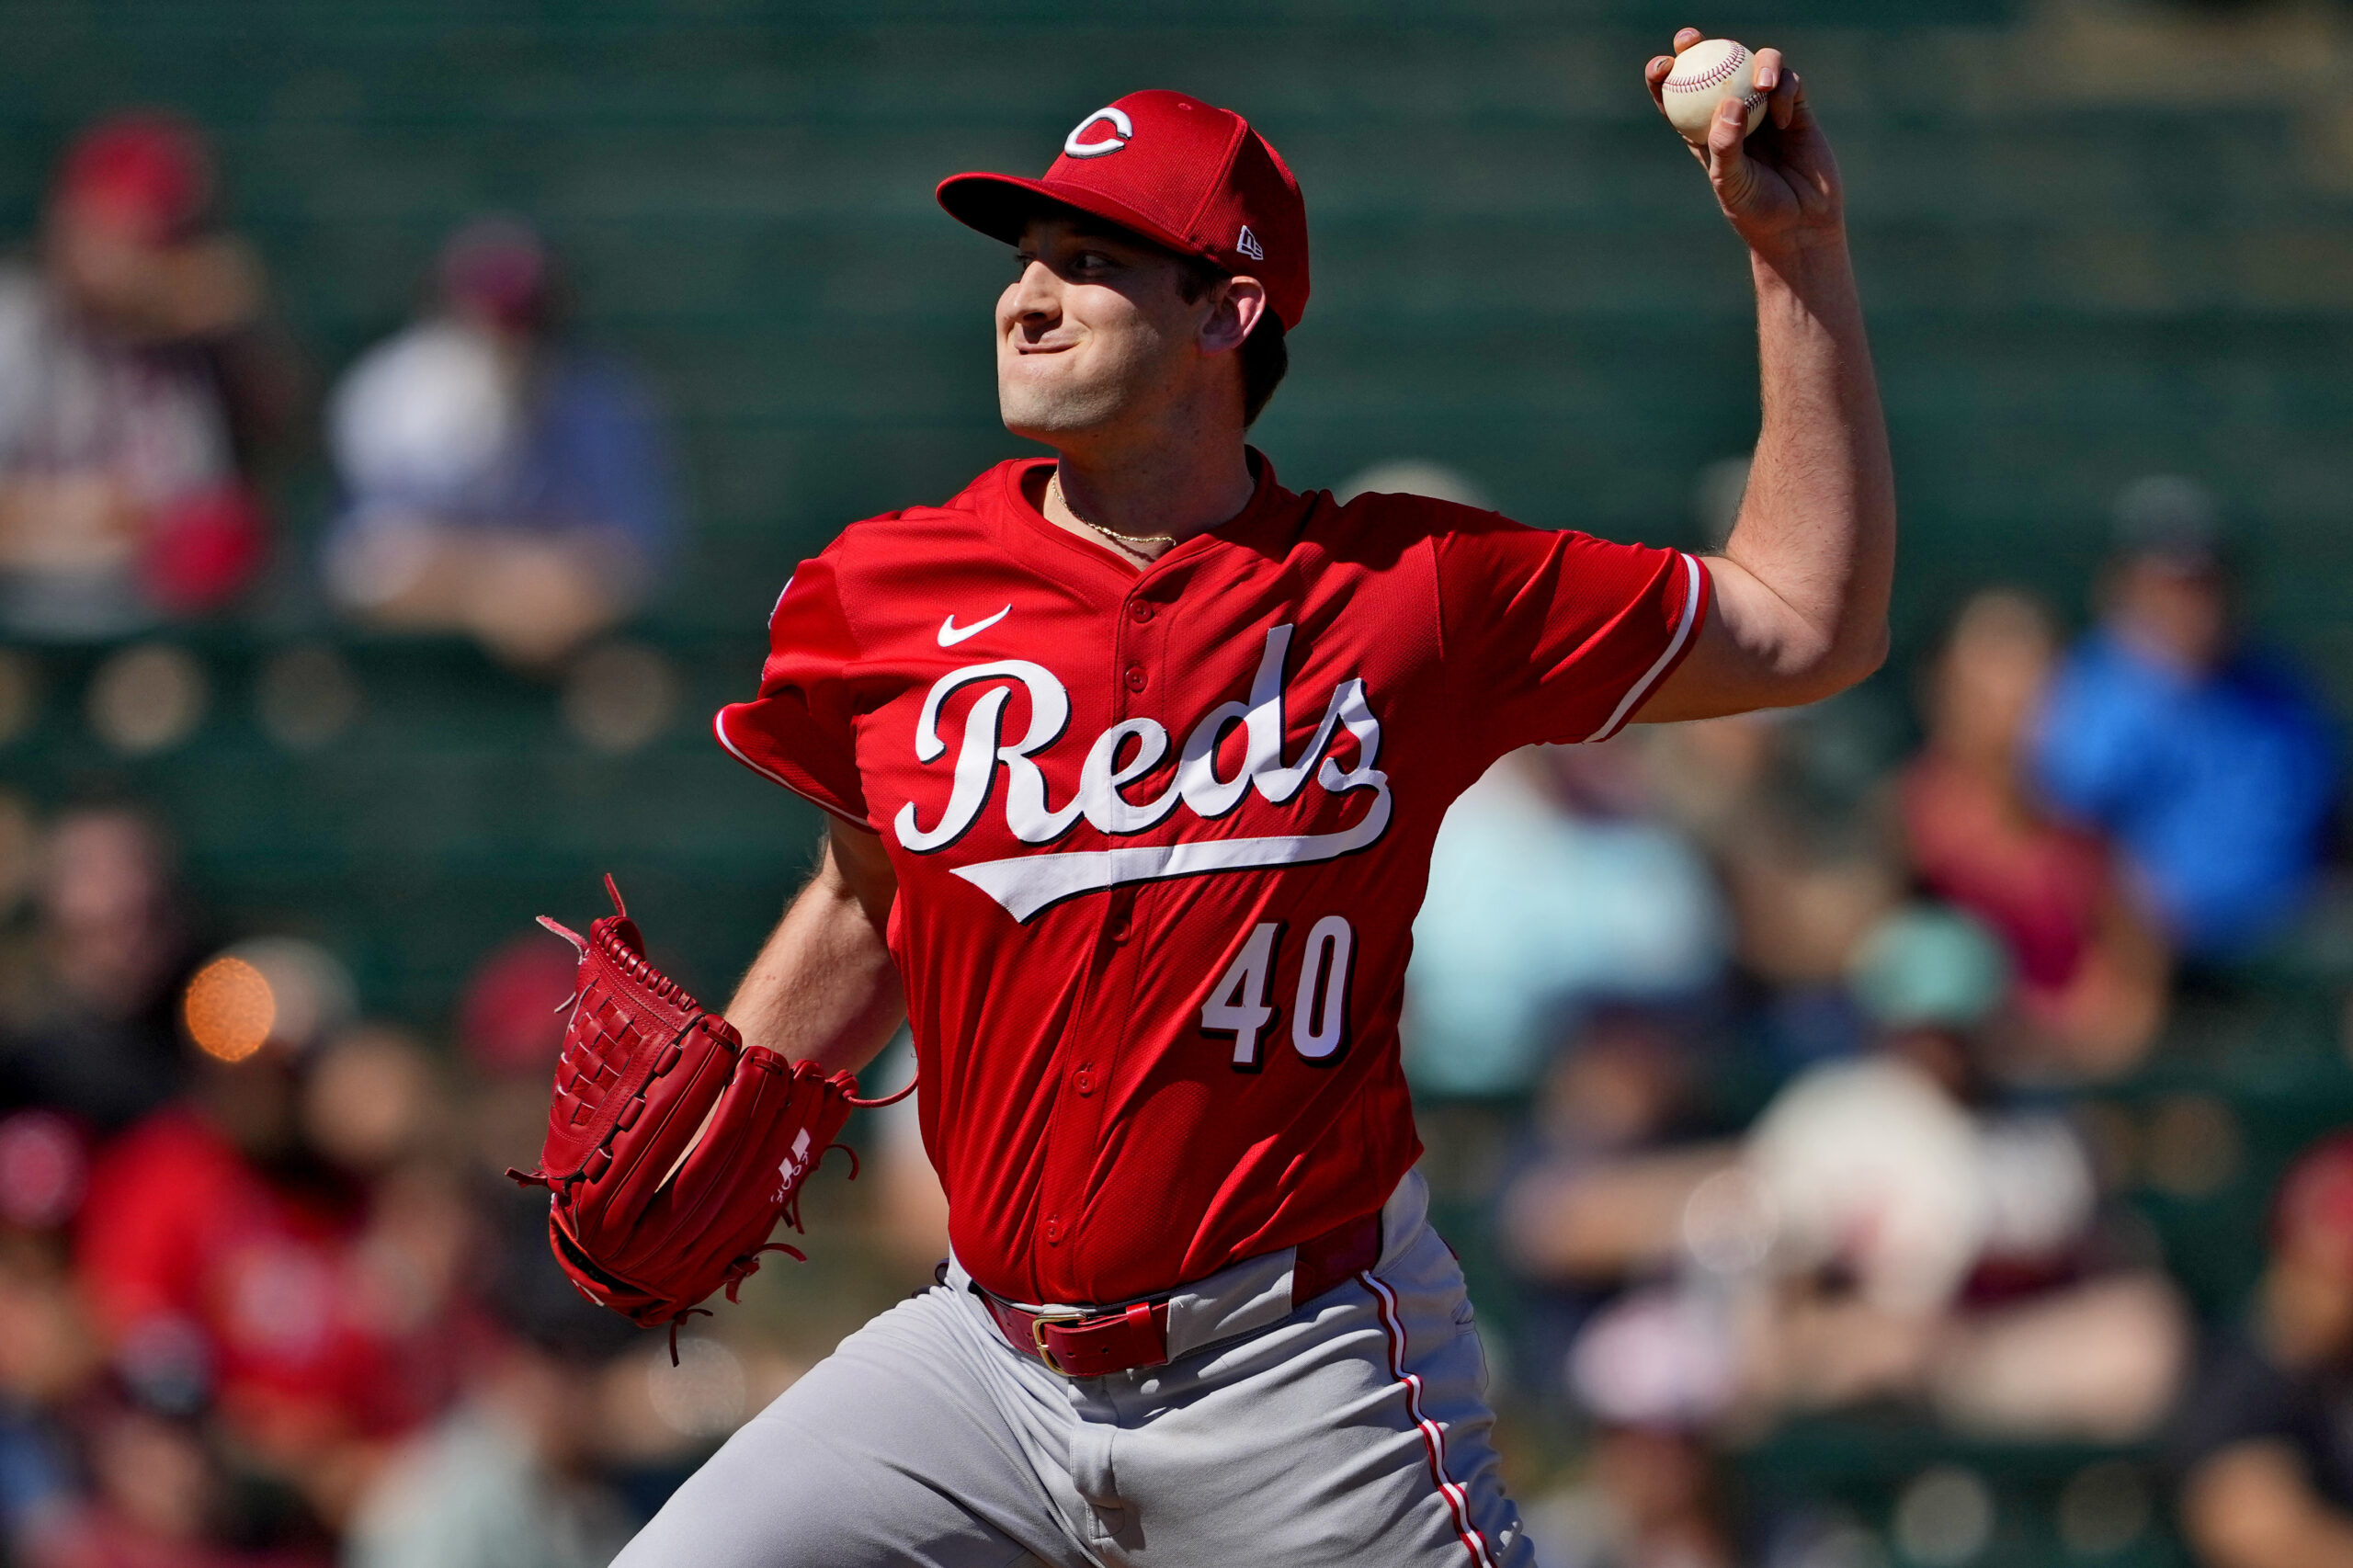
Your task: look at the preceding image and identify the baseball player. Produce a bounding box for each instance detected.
[586,30,1890,1568]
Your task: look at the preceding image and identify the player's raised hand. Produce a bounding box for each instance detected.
[1645,28,1844,255]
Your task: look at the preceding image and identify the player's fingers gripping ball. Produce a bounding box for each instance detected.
[507,876,904,1355]
[1660,38,1768,142]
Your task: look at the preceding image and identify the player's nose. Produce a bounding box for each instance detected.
[1006,258,1063,330]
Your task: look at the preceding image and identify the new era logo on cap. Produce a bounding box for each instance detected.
[937,88,1311,330]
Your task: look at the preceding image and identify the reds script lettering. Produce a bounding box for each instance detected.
[893,623,1392,921]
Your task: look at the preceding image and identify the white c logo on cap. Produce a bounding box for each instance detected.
[1063,106,1132,159]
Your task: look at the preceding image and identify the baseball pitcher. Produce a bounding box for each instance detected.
[535,30,1893,1567]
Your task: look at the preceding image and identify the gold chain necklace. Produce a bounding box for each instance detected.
[1050,473,1177,554]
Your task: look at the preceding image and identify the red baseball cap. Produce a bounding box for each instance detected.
[55,112,216,244]
[938,89,1310,330]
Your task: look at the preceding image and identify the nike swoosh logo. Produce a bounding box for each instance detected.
[938,606,1011,646]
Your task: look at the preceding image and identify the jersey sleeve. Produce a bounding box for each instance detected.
[712,550,871,827]
[1434,512,1710,756]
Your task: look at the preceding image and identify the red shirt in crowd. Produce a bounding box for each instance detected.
[1898,752,2115,998]
[717,454,1707,1306]
[74,1109,436,1447]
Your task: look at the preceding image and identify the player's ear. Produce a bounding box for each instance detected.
[1201,275,1267,357]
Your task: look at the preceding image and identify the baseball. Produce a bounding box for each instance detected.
[1661,38,1767,143]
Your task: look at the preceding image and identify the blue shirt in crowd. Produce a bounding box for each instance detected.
[1403,758,1726,1097]
[2032,630,2337,960]
[327,324,676,577]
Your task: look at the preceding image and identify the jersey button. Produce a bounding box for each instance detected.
[1044,1216,1063,1244]
[1123,664,1147,692]
[1074,1066,1095,1096]
[1107,914,1130,943]
[1128,599,1154,624]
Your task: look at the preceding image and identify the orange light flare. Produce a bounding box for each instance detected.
[182,955,276,1062]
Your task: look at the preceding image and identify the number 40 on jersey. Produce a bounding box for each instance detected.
[1199,915,1356,1071]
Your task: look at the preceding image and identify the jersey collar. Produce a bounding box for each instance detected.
[990,449,1293,595]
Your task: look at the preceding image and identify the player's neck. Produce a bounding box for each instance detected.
[1041,439,1256,564]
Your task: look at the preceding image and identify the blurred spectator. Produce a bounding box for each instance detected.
[1508,903,2186,1443]
[1744,906,2181,1437]
[2175,1133,2353,1568]
[2033,479,2337,963]
[333,940,652,1568]
[0,114,297,637]
[301,1028,479,1425]
[1522,1426,1733,1568]
[1534,1008,1709,1166]
[452,935,575,1085]
[0,808,192,1132]
[339,1324,631,1568]
[1902,588,2169,1077]
[35,1393,325,1568]
[1495,1007,1725,1294]
[1635,699,1907,1067]
[0,1226,99,1563]
[1404,746,1726,1097]
[0,1101,326,1568]
[324,217,676,668]
[73,1025,462,1530]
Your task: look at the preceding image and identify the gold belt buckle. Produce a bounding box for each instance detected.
[1029,1312,1089,1375]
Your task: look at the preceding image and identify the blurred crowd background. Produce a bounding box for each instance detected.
[0,0,2348,1564]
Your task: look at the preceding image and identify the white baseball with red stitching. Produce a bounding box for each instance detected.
[1661,38,1766,143]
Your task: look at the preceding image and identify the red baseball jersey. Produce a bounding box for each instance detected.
[716,454,1708,1307]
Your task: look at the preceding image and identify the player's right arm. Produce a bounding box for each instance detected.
[1631,28,1895,723]
[725,817,905,1077]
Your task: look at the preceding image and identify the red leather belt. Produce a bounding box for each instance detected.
[977,1210,1382,1378]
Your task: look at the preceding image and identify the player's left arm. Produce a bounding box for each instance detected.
[1631,28,1896,724]
[724,817,906,1076]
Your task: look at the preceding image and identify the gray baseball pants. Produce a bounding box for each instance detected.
[613,1171,1529,1567]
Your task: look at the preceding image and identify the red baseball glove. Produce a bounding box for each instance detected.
[507,878,909,1355]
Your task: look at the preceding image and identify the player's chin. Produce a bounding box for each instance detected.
[1000,403,1097,445]
[997,374,1117,443]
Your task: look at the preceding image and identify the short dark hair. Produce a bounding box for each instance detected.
[1177,257,1290,426]
[1237,314,1288,428]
